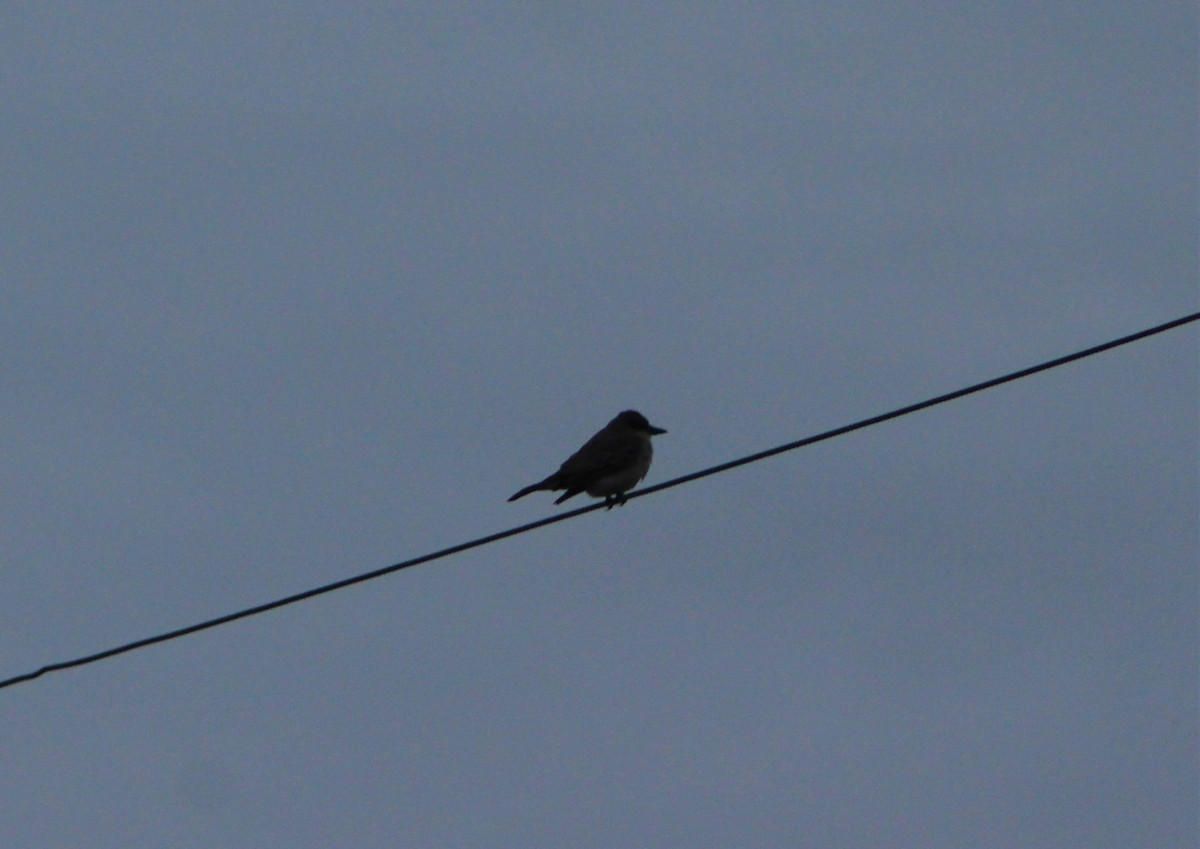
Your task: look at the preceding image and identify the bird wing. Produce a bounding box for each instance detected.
[553,428,642,483]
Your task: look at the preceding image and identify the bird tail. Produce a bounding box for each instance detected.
[508,481,549,502]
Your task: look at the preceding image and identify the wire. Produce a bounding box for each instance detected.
[2,311,1196,691]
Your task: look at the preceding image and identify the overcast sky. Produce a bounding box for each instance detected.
[2,4,1196,847]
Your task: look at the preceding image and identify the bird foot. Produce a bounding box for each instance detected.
[603,494,628,509]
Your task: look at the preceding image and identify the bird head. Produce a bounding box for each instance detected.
[614,410,667,435]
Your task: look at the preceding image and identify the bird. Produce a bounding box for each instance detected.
[508,410,667,507]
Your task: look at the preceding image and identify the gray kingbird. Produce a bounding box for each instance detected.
[508,410,667,507]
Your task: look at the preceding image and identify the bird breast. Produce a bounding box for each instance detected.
[584,440,653,497]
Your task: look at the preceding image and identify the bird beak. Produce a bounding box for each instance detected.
[648,425,667,435]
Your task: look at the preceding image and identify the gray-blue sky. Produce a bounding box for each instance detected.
[2,4,1196,847]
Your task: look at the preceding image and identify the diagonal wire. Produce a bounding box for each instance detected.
[2,311,1196,691]
[630,311,1200,500]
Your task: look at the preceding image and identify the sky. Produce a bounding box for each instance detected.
[1,3,1196,847]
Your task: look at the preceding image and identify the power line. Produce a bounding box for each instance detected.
[2,311,1196,692]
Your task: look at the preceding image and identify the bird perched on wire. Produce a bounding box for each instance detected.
[508,410,667,507]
